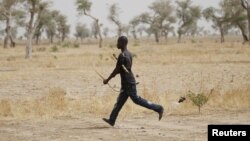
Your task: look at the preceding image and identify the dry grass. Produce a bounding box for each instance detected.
[0,85,249,120]
[0,38,250,120]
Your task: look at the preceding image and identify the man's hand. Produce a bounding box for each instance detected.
[103,79,109,85]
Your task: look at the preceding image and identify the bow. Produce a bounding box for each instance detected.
[92,63,120,93]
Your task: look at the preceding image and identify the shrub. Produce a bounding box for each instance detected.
[51,45,59,52]
[187,91,209,113]
[73,43,80,48]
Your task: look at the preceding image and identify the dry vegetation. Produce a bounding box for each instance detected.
[0,38,250,140]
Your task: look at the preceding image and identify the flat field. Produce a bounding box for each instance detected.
[0,39,249,141]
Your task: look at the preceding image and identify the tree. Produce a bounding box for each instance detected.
[241,0,250,42]
[203,7,229,43]
[176,0,201,43]
[129,16,140,40]
[0,0,24,48]
[24,0,48,59]
[102,27,109,38]
[221,0,248,42]
[75,23,90,42]
[137,26,146,37]
[33,9,51,45]
[56,14,70,43]
[139,12,161,42]
[150,0,176,40]
[138,0,176,43]
[108,3,123,37]
[123,25,130,37]
[91,21,98,39]
[44,10,59,44]
[76,0,103,48]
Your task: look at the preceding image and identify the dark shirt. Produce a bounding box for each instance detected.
[110,49,136,86]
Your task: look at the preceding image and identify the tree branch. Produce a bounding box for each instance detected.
[83,9,97,21]
[241,0,248,9]
[1,13,8,19]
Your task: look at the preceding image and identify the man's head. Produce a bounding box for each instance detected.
[117,36,128,50]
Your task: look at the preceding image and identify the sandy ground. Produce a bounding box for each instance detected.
[0,111,249,141]
[0,40,250,140]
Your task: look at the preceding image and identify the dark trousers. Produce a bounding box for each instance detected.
[109,84,163,123]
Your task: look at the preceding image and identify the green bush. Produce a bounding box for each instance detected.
[187,91,209,113]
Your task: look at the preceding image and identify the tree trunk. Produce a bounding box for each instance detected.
[62,34,65,42]
[132,30,137,40]
[118,26,122,37]
[219,27,225,43]
[4,18,15,48]
[51,35,54,44]
[49,34,54,44]
[237,23,248,42]
[247,9,250,42]
[3,26,10,48]
[26,33,33,59]
[165,31,169,41]
[9,34,15,47]
[154,31,159,43]
[26,9,35,59]
[96,20,103,48]
[178,33,182,43]
[35,34,40,45]
[83,11,103,48]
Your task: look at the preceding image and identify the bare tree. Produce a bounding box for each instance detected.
[108,3,123,37]
[76,0,103,48]
[176,0,201,43]
[24,0,48,59]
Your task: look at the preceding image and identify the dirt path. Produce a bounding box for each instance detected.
[1,111,249,141]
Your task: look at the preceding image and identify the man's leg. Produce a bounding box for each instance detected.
[128,85,164,120]
[103,91,128,126]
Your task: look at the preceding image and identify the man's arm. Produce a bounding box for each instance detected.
[103,54,123,84]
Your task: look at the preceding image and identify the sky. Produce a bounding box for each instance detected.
[50,0,220,37]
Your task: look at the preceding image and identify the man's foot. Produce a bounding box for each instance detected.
[102,118,115,126]
[158,107,164,121]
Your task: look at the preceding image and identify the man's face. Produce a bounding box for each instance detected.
[117,40,123,49]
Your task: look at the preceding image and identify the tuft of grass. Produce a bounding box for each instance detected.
[36,47,46,52]
[61,42,71,48]
[6,56,16,61]
[51,45,59,52]
[191,39,196,43]
[109,43,115,48]
[133,40,140,47]
[73,43,80,48]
